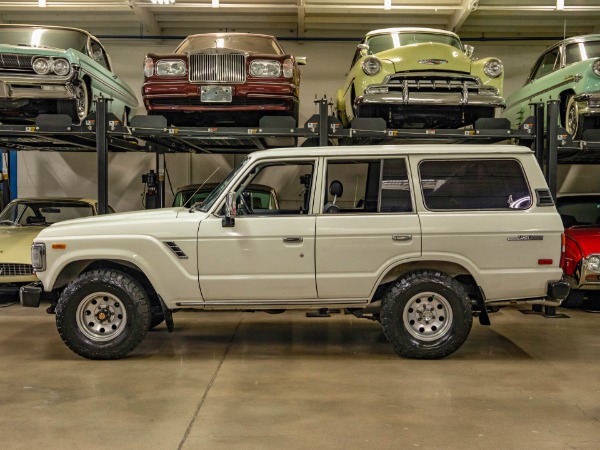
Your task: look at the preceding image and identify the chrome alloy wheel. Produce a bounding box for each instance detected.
[403,291,453,341]
[76,292,127,342]
[74,82,89,122]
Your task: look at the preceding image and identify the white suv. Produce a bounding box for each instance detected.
[21,145,569,360]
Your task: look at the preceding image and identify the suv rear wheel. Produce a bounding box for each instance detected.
[380,271,473,359]
[55,269,151,360]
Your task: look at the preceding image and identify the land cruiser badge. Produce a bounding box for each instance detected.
[507,235,544,241]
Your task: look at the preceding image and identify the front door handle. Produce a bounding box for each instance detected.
[283,237,303,243]
[392,235,412,241]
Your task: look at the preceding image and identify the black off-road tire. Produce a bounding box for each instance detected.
[380,270,473,359]
[561,290,585,309]
[55,269,151,360]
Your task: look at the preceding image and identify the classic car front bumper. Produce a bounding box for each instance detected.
[19,281,43,308]
[0,68,79,100]
[574,93,600,116]
[143,80,298,112]
[356,89,505,108]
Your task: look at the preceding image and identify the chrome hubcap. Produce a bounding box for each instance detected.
[75,84,88,121]
[403,291,453,341]
[76,292,127,342]
[567,104,578,136]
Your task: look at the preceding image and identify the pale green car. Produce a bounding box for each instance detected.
[503,35,600,139]
[336,28,505,129]
[0,24,138,125]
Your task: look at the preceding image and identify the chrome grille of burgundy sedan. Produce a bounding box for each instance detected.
[188,54,246,83]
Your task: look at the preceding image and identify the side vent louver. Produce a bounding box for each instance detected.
[535,188,555,206]
[164,241,188,259]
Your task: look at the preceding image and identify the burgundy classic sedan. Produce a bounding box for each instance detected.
[142,33,305,127]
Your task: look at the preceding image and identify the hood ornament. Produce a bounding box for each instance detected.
[419,59,448,65]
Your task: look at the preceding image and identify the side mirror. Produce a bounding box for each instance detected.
[222,191,236,227]
[296,56,307,65]
[464,45,474,58]
[358,43,370,54]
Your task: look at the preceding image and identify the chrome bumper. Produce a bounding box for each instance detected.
[575,93,600,116]
[563,255,600,289]
[0,69,78,100]
[356,90,505,108]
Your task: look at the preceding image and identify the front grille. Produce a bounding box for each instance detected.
[0,263,34,277]
[384,73,487,94]
[0,53,34,73]
[189,54,246,83]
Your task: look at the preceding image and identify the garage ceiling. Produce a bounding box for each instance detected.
[0,0,599,41]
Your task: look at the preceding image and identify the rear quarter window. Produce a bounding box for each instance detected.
[419,159,531,210]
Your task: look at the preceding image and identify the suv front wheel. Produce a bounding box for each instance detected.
[381,271,473,359]
[55,269,151,360]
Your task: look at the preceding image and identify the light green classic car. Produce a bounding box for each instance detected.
[336,28,505,129]
[503,35,600,139]
[0,24,138,125]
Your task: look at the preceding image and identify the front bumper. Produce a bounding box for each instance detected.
[574,93,600,116]
[0,68,79,100]
[356,89,505,108]
[19,281,43,308]
[563,254,600,290]
[143,80,298,113]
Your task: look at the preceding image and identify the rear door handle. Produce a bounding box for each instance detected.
[392,235,412,241]
[283,237,303,243]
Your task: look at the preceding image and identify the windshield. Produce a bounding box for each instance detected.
[366,32,463,54]
[557,195,600,226]
[0,200,94,226]
[199,159,250,212]
[565,40,600,65]
[0,27,88,52]
[176,35,284,55]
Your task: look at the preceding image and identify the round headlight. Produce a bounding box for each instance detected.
[587,256,600,271]
[155,59,186,76]
[52,58,70,76]
[484,58,503,78]
[592,59,600,77]
[32,58,50,75]
[250,60,281,77]
[362,57,381,76]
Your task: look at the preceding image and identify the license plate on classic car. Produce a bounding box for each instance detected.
[200,86,232,103]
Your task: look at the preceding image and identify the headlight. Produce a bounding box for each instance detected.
[52,58,70,76]
[592,59,600,76]
[484,58,503,78]
[586,255,600,272]
[144,57,154,77]
[31,243,46,272]
[155,59,187,76]
[362,57,382,76]
[249,60,281,77]
[282,59,293,78]
[32,58,50,75]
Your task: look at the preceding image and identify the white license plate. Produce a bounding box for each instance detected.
[200,86,232,103]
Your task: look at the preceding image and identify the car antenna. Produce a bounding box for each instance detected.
[184,167,221,208]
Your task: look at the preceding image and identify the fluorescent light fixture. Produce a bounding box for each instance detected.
[38,0,46,6]
[557,0,564,10]
[384,0,392,11]
[151,0,175,4]
[212,0,219,7]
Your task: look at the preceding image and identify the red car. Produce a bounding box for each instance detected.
[558,194,600,307]
[142,33,305,127]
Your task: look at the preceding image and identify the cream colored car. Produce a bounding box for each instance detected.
[0,198,106,293]
[21,145,568,360]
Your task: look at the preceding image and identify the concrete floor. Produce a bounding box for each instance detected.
[0,298,599,450]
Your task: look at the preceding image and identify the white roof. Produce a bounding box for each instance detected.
[248,144,532,161]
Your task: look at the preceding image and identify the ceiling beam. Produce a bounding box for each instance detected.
[127,0,161,35]
[449,0,475,33]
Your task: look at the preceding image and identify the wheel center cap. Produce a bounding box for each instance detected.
[418,305,435,323]
[95,307,113,323]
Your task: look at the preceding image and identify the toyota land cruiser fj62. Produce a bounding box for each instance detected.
[20,145,569,360]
